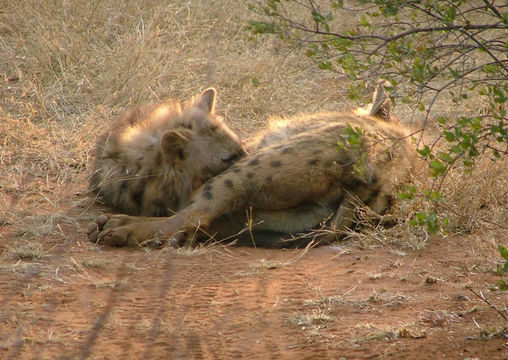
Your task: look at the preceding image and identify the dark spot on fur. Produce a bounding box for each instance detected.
[104,150,120,160]
[281,147,293,154]
[176,148,185,160]
[270,160,282,167]
[248,158,260,166]
[131,188,144,205]
[154,152,162,168]
[327,192,345,211]
[273,145,283,150]
[152,199,169,216]
[308,159,319,166]
[382,195,394,211]
[230,166,241,174]
[336,154,351,166]
[325,155,351,168]
[120,181,128,192]
[202,191,213,200]
[369,173,378,186]
[224,179,234,189]
[364,188,381,205]
[246,172,254,179]
[203,182,213,192]
[266,175,273,182]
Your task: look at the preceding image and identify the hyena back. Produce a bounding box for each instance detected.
[88,82,415,248]
[90,89,245,216]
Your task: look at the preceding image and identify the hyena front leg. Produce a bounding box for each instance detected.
[87,214,183,247]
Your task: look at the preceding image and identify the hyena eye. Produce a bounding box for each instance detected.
[221,153,240,163]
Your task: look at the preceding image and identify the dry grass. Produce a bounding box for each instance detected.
[7,240,47,260]
[0,0,506,250]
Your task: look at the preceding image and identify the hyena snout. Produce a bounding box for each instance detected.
[221,147,247,164]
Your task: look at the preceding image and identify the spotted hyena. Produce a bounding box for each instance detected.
[89,88,245,217]
[87,82,415,248]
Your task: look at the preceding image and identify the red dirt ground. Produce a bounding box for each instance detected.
[1,196,507,360]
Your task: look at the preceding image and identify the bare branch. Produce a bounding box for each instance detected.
[467,286,508,321]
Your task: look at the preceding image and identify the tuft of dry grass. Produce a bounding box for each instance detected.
[8,241,47,260]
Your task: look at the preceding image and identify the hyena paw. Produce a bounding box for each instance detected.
[87,214,141,247]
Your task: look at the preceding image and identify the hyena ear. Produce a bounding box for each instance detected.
[368,80,392,122]
[194,88,216,114]
[353,80,392,122]
[161,129,191,162]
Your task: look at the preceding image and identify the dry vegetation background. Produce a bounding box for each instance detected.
[0,0,507,359]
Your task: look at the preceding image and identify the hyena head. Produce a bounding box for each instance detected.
[90,88,245,216]
[162,88,246,191]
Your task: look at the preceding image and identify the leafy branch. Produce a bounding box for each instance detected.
[247,0,508,234]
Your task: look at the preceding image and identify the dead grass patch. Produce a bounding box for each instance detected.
[1,0,506,252]
[7,241,47,260]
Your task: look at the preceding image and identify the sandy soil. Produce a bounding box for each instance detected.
[1,194,507,360]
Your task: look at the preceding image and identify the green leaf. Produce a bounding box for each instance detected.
[497,280,508,291]
[383,4,398,16]
[396,192,413,200]
[450,145,463,154]
[416,145,431,158]
[331,1,344,9]
[498,245,508,260]
[359,15,370,27]
[246,20,279,34]
[443,130,455,142]
[428,190,442,202]
[437,116,447,125]
[443,5,457,24]
[429,159,446,177]
[429,159,446,171]
[312,10,326,24]
[438,151,454,163]
[318,61,332,70]
[448,68,460,79]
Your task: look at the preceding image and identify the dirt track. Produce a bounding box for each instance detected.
[1,206,507,359]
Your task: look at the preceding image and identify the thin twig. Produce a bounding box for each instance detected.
[467,286,508,321]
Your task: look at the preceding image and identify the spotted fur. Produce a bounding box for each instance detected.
[89,89,245,216]
[88,82,415,248]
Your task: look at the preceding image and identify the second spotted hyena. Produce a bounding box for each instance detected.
[89,89,245,217]
[88,82,415,248]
